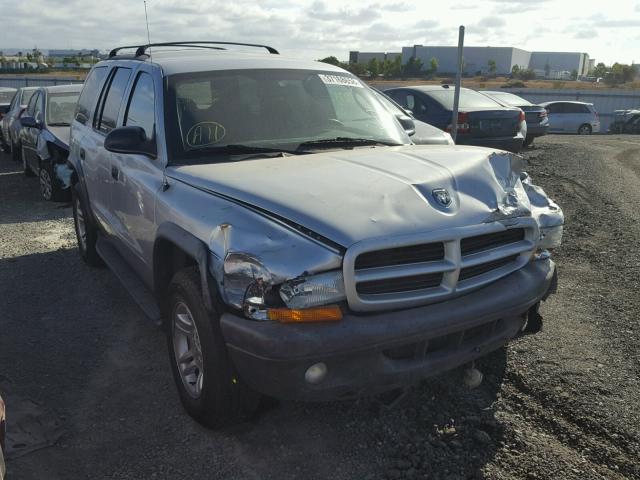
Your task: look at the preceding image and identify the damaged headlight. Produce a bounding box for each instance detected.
[279,271,346,309]
[223,252,273,320]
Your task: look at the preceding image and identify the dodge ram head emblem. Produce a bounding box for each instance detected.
[432,188,452,207]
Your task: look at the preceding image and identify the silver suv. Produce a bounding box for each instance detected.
[68,42,563,428]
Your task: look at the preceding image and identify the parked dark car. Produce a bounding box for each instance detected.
[481,91,548,147]
[19,84,83,201]
[1,86,38,159]
[609,109,640,134]
[0,87,17,117]
[385,85,526,153]
[0,394,4,480]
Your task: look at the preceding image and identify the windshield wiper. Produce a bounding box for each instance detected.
[48,122,70,126]
[296,137,402,151]
[195,144,305,156]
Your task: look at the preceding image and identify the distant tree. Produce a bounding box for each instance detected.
[605,63,637,85]
[592,62,607,78]
[511,64,521,78]
[318,56,342,67]
[345,62,367,76]
[367,58,380,78]
[570,69,578,80]
[429,57,438,75]
[544,62,551,78]
[514,68,536,80]
[402,57,423,77]
[487,59,497,76]
[383,56,402,78]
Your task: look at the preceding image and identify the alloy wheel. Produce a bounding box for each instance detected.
[172,301,205,398]
[39,168,53,200]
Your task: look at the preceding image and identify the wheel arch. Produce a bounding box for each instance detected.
[153,223,215,314]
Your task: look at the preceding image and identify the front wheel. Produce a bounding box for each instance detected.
[39,163,69,202]
[523,136,534,147]
[166,267,260,429]
[578,124,592,135]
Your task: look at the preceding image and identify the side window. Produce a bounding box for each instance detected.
[124,72,155,140]
[406,94,428,115]
[580,104,591,114]
[75,66,108,125]
[387,90,407,108]
[97,67,132,134]
[26,92,39,116]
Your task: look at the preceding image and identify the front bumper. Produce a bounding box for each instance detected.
[220,259,557,401]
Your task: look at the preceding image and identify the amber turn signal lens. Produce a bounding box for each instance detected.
[267,305,343,323]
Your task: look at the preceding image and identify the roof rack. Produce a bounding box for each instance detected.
[108,41,279,58]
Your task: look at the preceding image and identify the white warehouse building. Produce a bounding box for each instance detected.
[350,46,591,77]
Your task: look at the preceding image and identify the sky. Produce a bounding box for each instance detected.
[1,0,639,65]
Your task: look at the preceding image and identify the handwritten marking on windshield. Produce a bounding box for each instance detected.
[318,74,363,88]
[186,122,226,148]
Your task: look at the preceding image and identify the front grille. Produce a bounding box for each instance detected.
[356,272,443,295]
[459,255,519,281]
[355,242,444,269]
[344,223,536,311]
[461,228,525,256]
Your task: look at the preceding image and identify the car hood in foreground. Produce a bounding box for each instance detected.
[168,145,522,247]
[47,126,70,149]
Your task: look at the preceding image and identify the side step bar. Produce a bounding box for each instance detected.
[96,236,162,325]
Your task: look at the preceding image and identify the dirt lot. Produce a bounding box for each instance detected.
[1,135,639,480]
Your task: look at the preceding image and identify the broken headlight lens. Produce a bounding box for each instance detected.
[223,252,273,320]
[538,225,563,249]
[279,271,346,309]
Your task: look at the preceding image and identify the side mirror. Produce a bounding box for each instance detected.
[20,116,40,128]
[395,113,416,136]
[105,126,157,158]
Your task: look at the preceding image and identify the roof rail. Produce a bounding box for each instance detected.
[108,41,279,58]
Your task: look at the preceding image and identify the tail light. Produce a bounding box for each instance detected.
[446,112,470,134]
[538,110,547,119]
[518,110,526,123]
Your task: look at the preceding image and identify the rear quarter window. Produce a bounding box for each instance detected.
[75,66,108,125]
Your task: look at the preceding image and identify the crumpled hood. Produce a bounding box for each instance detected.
[168,145,522,247]
[48,126,70,149]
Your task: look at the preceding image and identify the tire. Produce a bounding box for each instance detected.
[578,124,592,135]
[72,185,103,266]
[39,162,68,202]
[166,267,260,429]
[523,136,534,147]
[11,140,20,162]
[21,147,35,176]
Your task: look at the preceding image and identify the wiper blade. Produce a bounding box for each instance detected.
[48,122,70,126]
[195,144,303,156]
[296,137,402,151]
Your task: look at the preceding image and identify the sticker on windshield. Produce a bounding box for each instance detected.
[186,122,226,148]
[318,74,363,88]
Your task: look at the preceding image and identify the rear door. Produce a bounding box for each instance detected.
[21,91,41,169]
[110,68,164,278]
[545,103,566,132]
[81,66,132,231]
[564,103,585,132]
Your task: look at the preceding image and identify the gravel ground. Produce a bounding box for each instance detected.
[1,135,639,480]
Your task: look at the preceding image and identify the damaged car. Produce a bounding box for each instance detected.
[19,84,83,201]
[67,42,563,429]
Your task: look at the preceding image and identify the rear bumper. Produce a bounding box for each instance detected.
[220,259,557,401]
[455,135,523,153]
[526,124,549,138]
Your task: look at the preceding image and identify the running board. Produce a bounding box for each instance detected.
[96,236,162,325]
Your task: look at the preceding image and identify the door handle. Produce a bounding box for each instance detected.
[111,166,119,181]
[79,148,85,160]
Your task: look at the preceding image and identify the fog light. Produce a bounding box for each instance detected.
[305,362,327,384]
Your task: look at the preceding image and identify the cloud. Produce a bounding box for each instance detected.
[476,16,507,28]
[574,29,598,39]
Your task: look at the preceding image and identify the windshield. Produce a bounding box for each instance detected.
[427,88,503,110]
[486,92,531,107]
[165,69,409,163]
[0,90,16,104]
[47,92,81,125]
[20,89,37,107]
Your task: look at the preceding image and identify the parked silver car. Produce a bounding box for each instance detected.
[1,86,38,159]
[68,41,563,429]
[539,101,600,134]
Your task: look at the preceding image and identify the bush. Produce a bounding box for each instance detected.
[501,80,526,88]
[552,81,565,89]
[440,77,455,85]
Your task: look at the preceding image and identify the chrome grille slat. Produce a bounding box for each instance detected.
[343,220,539,312]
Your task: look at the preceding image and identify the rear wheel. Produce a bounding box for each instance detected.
[523,136,534,147]
[166,267,260,429]
[72,186,102,266]
[578,124,592,135]
[22,148,34,177]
